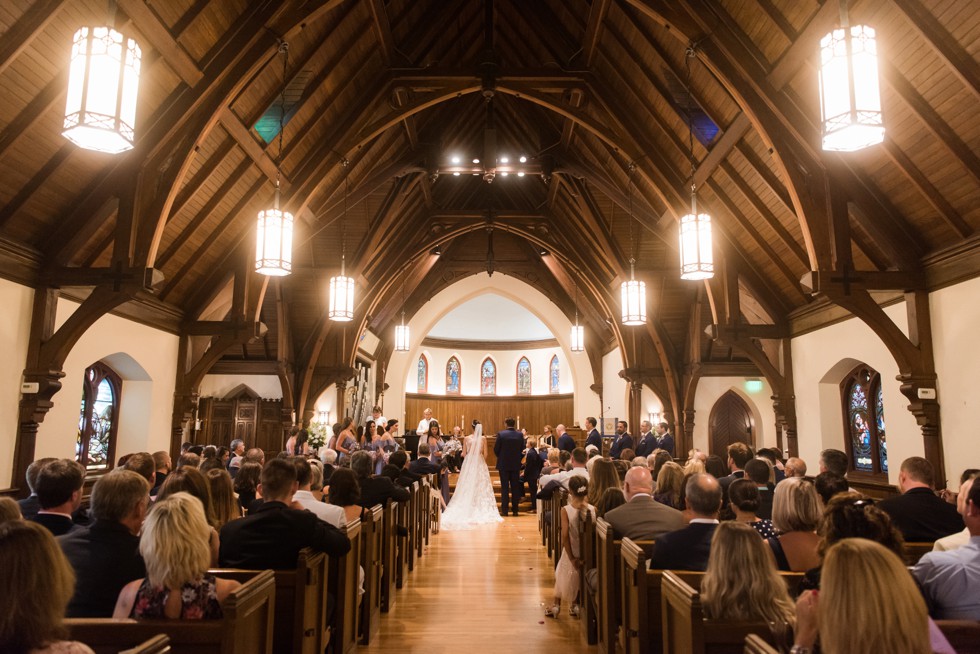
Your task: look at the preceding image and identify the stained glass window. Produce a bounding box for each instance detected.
[841,364,887,479]
[481,357,496,395]
[446,356,460,395]
[417,355,427,393]
[517,357,531,395]
[76,362,120,471]
[550,355,560,394]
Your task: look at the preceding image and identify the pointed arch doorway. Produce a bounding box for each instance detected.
[708,390,755,457]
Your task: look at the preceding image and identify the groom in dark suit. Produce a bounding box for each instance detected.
[494,417,525,517]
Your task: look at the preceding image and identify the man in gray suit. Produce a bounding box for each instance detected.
[603,467,685,541]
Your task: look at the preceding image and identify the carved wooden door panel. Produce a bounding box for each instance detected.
[235,398,257,447]
[708,391,754,457]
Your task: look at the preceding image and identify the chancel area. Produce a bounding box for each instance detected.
[0,0,979,652]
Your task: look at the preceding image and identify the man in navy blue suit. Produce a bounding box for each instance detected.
[556,424,576,453]
[655,422,675,456]
[608,420,634,460]
[649,473,722,571]
[584,417,602,451]
[494,417,525,516]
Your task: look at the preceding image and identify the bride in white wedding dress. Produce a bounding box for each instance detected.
[440,421,503,530]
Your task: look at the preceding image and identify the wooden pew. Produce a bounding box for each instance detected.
[550,488,568,565]
[65,569,275,654]
[209,548,327,654]
[579,509,598,645]
[120,635,170,654]
[395,485,416,586]
[595,517,618,654]
[743,634,778,654]
[379,501,398,613]
[359,504,384,645]
[937,620,980,654]
[661,570,792,654]
[329,518,362,654]
[904,541,936,565]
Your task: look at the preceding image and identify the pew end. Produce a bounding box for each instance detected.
[120,634,170,654]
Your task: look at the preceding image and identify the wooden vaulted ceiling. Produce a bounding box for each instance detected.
[0,0,978,409]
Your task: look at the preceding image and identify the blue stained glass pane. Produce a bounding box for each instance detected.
[849,382,873,471]
[446,358,460,394]
[417,357,427,393]
[876,383,887,472]
[517,358,531,394]
[550,355,560,394]
[481,359,496,395]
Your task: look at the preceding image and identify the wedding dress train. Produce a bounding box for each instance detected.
[440,424,503,530]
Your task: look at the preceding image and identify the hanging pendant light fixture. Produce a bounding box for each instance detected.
[819,0,884,151]
[63,6,141,154]
[570,282,584,352]
[329,159,355,321]
[679,46,714,281]
[395,311,410,352]
[255,42,293,276]
[621,164,646,326]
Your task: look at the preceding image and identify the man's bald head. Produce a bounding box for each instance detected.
[623,466,654,501]
[685,473,723,518]
[556,424,566,435]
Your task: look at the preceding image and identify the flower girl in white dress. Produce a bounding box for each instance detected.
[545,475,594,618]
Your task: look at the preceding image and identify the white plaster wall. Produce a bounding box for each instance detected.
[791,301,919,486]
[691,377,776,455]
[930,276,980,489]
[200,374,283,399]
[600,347,629,435]
[37,298,180,463]
[0,279,34,489]
[640,386,665,424]
[385,273,594,432]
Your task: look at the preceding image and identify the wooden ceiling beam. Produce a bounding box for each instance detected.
[0,143,73,230]
[0,0,68,78]
[582,0,612,67]
[367,0,399,66]
[694,113,751,188]
[218,107,288,188]
[116,0,203,86]
[0,77,63,159]
[889,0,980,103]
[767,0,841,88]
[167,139,237,221]
[171,0,211,36]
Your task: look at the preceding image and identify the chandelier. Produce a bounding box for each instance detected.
[621,164,646,326]
[255,42,293,276]
[679,46,714,280]
[63,26,141,153]
[329,160,355,321]
[819,1,884,151]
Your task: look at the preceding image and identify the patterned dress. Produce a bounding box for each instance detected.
[130,574,223,619]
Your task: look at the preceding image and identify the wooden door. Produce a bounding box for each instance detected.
[235,398,257,446]
[708,391,754,457]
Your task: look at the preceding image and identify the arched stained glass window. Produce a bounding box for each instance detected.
[417,355,428,393]
[481,357,496,395]
[840,364,887,479]
[76,362,121,472]
[446,356,461,395]
[550,355,560,394]
[516,357,531,395]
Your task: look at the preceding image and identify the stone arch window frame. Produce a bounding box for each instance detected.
[417,354,428,393]
[549,354,560,394]
[516,356,532,395]
[480,356,497,396]
[76,360,122,472]
[446,355,461,395]
[839,363,888,481]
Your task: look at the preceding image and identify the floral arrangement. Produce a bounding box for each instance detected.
[443,439,462,455]
[307,422,329,450]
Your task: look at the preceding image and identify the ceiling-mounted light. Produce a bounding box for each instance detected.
[621,164,647,325]
[329,159,354,320]
[255,42,293,276]
[63,24,141,153]
[819,1,884,151]
[679,46,713,281]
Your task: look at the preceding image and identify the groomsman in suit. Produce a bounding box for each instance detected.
[584,417,602,451]
[634,421,657,458]
[649,473,723,571]
[495,417,526,516]
[608,420,634,460]
[655,422,675,456]
[556,424,576,453]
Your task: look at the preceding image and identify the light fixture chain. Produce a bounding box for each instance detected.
[628,162,636,269]
[276,41,289,192]
[341,158,350,273]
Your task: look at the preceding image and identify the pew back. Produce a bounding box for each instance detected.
[380,502,398,612]
[120,635,170,654]
[904,541,935,565]
[359,504,384,645]
[330,518,362,654]
[743,634,779,654]
[580,510,598,645]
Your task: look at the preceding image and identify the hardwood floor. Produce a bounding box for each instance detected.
[361,513,594,652]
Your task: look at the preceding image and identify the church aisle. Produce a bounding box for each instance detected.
[361,514,594,652]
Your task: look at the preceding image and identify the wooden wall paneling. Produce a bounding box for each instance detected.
[404,393,575,435]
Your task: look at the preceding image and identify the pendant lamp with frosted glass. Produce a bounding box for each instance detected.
[329,160,355,321]
[63,25,141,153]
[679,46,714,281]
[395,311,410,352]
[621,164,646,326]
[570,283,585,351]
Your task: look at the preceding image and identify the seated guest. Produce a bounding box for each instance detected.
[319,448,338,485]
[728,478,777,539]
[233,461,262,514]
[150,451,171,495]
[768,477,822,572]
[204,469,241,529]
[114,493,240,619]
[32,459,85,536]
[814,471,849,505]
[291,457,345,528]
[744,458,774,519]
[156,466,219,564]
[308,460,326,500]
[595,487,627,518]
[701,522,796,626]
[328,468,364,524]
[410,443,442,475]
[122,452,156,487]
[604,467,684,541]
[0,520,95,654]
[934,471,978,552]
[541,448,561,476]
[649,473,723,571]
[17,457,57,520]
[0,497,21,524]
[794,539,954,654]
[800,492,904,591]
[586,459,622,508]
[878,457,964,542]
[175,452,201,469]
[618,448,635,463]
[559,450,572,471]
[59,470,149,617]
[654,461,684,509]
[757,448,785,483]
[818,448,849,478]
[913,474,980,620]
[219,459,350,569]
[381,450,423,488]
[719,442,753,508]
[630,456,648,468]
[784,456,807,479]
[351,451,410,509]
[704,454,727,479]
[244,447,266,466]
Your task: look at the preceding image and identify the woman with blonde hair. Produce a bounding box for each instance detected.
[114,493,239,620]
[768,476,822,571]
[587,458,622,507]
[204,468,241,529]
[701,522,796,625]
[0,520,94,654]
[793,538,953,654]
[541,448,561,476]
[654,461,684,509]
[683,458,706,476]
[0,496,21,524]
[156,466,220,564]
